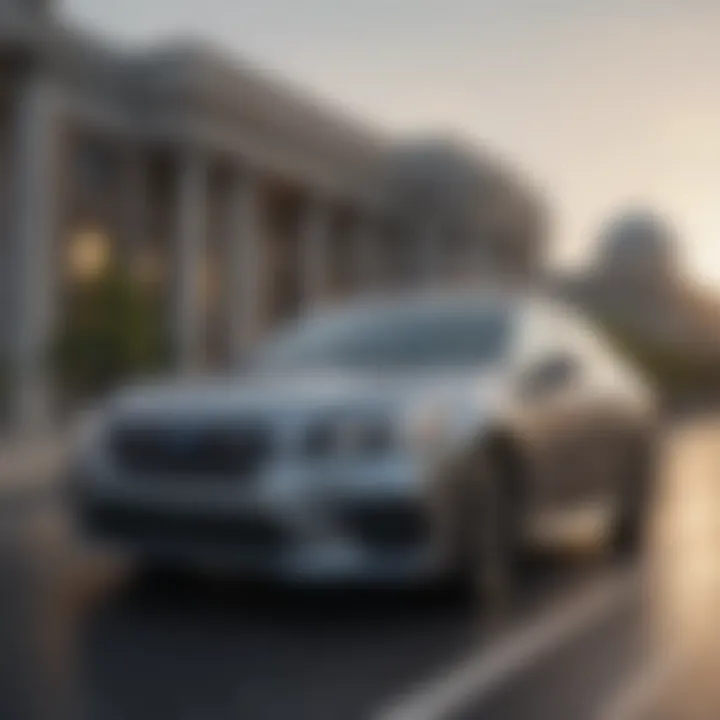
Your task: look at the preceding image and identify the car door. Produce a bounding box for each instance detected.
[535,314,633,523]
[509,308,581,521]
[565,321,653,516]
[516,346,589,517]
[512,306,617,531]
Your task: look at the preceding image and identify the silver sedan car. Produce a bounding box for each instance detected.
[70,290,658,596]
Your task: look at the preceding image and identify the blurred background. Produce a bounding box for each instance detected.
[2,0,720,718]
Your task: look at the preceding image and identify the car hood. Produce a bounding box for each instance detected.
[107,368,509,425]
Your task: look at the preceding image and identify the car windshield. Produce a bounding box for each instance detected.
[254,300,513,371]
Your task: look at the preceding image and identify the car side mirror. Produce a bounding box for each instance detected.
[519,353,579,400]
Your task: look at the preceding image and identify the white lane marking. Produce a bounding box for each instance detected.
[598,652,681,720]
[376,570,637,720]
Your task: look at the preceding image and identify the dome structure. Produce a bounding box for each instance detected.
[378,137,521,228]
[374,136,547,281]
[597,210,680,280]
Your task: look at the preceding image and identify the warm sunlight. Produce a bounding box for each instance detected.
[66,228,112,282]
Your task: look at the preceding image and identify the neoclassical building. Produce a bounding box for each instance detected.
[0,0,547,427]
[554,211,720,352]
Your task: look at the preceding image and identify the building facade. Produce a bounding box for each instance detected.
[0,0,547,428]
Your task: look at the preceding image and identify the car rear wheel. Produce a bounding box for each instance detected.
[611,434,657,558]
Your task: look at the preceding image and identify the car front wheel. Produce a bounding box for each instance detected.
[459,446,523,606]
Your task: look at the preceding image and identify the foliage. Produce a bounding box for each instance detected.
[52,266,170,401]
[596,317,720,400]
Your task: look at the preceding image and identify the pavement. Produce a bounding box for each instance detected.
[0,428,70,500]
[0,411,719,719]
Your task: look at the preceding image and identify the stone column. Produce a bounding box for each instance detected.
[120,148,149,278]
[299,194,331,311]
[467,236,485,285]
[224,169,266,364]
[8,72,59,430]
[352,215,382,295]
[418,224,441,287]
[173,149,207,372]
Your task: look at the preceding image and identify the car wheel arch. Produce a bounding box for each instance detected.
[448,426,530,535]
[449,426,530,596]
[475,427,528,503]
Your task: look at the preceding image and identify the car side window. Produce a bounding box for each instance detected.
[515,307,586,398]
[551,310,638,399]
[520,351,580,399]
[570,318,643,395]
[563,316,618,382]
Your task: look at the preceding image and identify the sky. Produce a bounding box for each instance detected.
[62,0,720,283]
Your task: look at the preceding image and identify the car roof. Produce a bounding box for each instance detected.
[312,286,572,324]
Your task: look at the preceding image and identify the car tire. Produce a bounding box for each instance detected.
[611,434,657,558]
[136,559,195,588]
[459,445,523,606]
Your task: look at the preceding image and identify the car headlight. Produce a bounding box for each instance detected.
[304,413,396,458]
[304,405,453,460]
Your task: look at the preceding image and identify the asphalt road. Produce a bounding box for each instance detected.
[1,412,718,720]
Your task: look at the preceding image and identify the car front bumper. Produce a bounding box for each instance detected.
[72,460,455,583]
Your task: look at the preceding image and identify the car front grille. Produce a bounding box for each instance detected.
[342,501,431,553]
[83,503,286,553]
[109,420,273,480]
